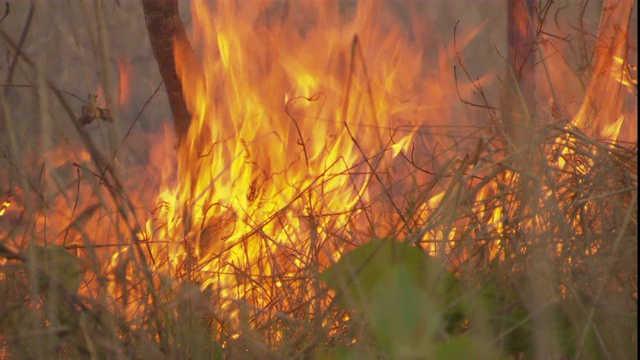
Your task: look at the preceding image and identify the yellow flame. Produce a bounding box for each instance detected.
[611,56,638,89]
[602,115,625,142]
[0,200,9,217]
[85,0,635,322]
[140,0,474,309]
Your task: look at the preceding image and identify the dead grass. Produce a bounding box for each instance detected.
[0,1,637,359]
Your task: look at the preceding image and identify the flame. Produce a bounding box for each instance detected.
[545,0,635,176]
[135,0,487,312]
[0,0,634,342]
[602,115,625,143]
[0,199,9,217]
[118,59,132,107]
[570,0,635,139]
[612,56,638,88]
[131,0,637,314]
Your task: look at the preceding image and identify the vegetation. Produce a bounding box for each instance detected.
[0,1,636,359]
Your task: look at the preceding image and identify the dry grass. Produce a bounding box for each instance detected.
[0,1,637,359]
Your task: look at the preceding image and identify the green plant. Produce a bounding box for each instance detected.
[319,239,505,359]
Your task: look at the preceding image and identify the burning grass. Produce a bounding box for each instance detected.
[0,0,637,359]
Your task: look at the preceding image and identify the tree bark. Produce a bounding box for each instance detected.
[501,0,537,145]
[142,0,194,146]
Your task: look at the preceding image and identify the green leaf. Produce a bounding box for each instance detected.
[29,244,82,294]
[320,239,469,357]
[320,239,460,313]
[368,264,442,357]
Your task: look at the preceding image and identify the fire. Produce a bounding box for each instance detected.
[116,0,637,318]
[118,59,132,107]
[557,0,634,142]
[136,0,472,311]
[0,0,635,348]
[602,115,626,143]
[0,198,9,217]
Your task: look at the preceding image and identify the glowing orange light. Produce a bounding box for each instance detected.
[0,200,9,217]
[118,59,132,107]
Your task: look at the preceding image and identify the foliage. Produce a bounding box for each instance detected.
[0,1,637,359]
[319,239,505,359]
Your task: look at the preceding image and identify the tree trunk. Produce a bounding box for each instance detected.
[501,0,537,145]
[142,0,194,146]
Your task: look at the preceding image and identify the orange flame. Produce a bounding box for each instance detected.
[135,0,488,310]
[122,0,638,312]
[571,0,635,140]
[2,0,633,333]
[118,59,132,107]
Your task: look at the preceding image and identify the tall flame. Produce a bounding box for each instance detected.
[142,1,445,304]
[126,0,638,309]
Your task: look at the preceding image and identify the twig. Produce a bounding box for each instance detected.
[452,21,500,112]
[3,3,32,90]
[102,81,164,178]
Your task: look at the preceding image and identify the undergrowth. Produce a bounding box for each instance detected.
[0,1,637,359]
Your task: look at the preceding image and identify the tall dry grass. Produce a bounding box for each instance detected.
[0,1,637,359]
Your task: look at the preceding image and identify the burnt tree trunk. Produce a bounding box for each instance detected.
[501,0,537,145]
[142,0,194,145]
